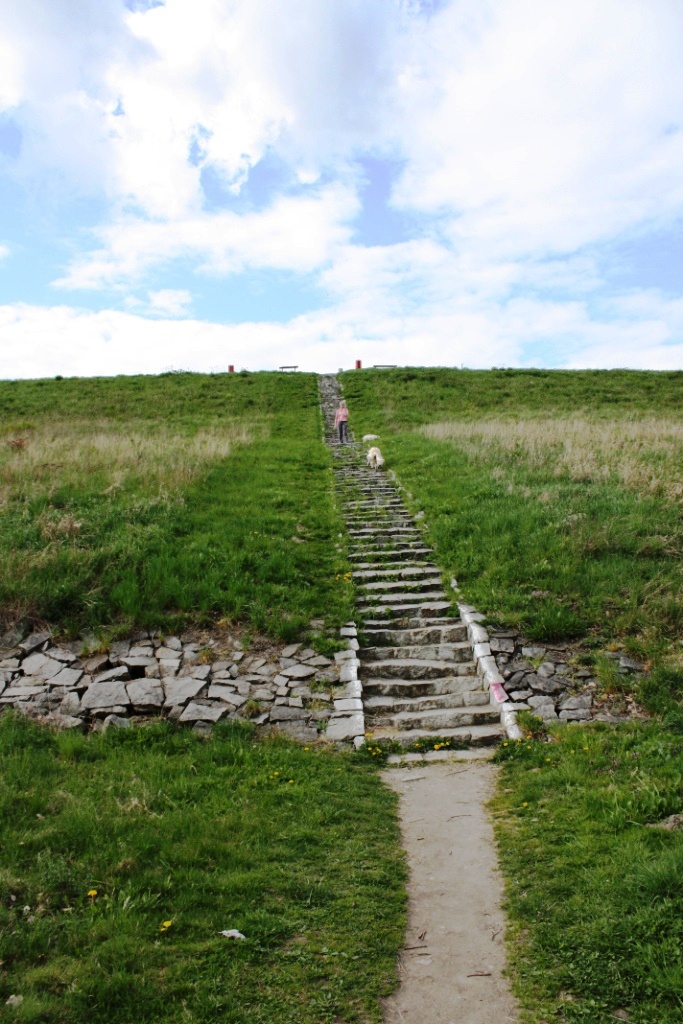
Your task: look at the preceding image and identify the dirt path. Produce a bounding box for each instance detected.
[383,755,518,1024]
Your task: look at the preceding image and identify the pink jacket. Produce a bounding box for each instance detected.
[334,406,349,426]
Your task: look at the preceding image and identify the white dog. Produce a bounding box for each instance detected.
[366,446,385,470]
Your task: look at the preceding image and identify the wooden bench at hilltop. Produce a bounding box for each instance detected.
[278,365,298,371]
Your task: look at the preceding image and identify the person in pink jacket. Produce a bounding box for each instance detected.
[334,400,349,443]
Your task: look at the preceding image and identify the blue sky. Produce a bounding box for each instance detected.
[1,0,683,378]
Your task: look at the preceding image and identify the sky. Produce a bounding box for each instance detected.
[1,0,683,379]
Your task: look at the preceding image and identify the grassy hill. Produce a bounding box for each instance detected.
[0,371,352,640]
[341,367,683,713]
[3,366,683,1024]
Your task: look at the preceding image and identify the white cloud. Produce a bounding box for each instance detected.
[125,288,193,317]
[0,0,404,215]
[54,185,359,289]
[0,243,10,261]
[394,0,683,257]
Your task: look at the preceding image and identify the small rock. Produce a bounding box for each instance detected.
[22,654,62,679]
[527,695,554,709]
[51,667,84,688]
[527,674,564,695]
[163,678,206,706]
[270,706,308,722]
[127,679,164,710]
[19,632,51,654]
[179,702,226,723]
[94,666,130,685]
[521,646,546,659]
[280,664,316,680]
[46,646,77,663]
[59,692,82,716]
[559,694,593,711]
[82,654,109,674]
[326,714,364,741]
[81,681,131,710]
[103,714,131,730]
[192,721,214,737]
[490,638,515,654]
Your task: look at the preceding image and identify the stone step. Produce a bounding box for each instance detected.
[360,641,473,663]
[349,540,431,552]
[342,501,404,509]
[357,589,447,607]
[363,675,485,698]
[358,578,443,594]
[365,689,492,718]
[352,566,439,580]
[358,600,452,618]
[348,549,434,563]
[365,724,504,748]
[345,519,414,529]
[362,657,471,680]
[348,528,423,539]
[390,705,501,732]
[362,617,463,634]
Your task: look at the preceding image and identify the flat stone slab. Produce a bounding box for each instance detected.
[19,632,51,654]
[179,702,226,722]
[46,647,77,663]
[22,654,62,679]
[94,667,129,684]
[59,692,82,716]
[326,714,364,741]
[51,667,84,688]
[81,680,131,710]
[339,662,359,683]
[2,684,47,698]
[163,678,206,706]
[270,706,309,722]
[126,679,164,708]
[280,664,317,679]
[271,723,319,742]
[334,698,363,712]
[49,713,84,730]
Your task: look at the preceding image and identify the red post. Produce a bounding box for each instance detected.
[228,364,235,373]
[355,359,362,369]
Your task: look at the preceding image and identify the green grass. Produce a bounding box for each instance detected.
[0,372,353,640]
[492,725,683,1023]
[340,367,683,702]
[0,714,406,1023]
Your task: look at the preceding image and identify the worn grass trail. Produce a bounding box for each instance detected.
[384,757,517,1024]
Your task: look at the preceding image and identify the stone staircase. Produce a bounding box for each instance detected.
[319,375,504,748]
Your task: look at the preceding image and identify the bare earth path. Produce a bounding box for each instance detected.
[383,756,518,1024]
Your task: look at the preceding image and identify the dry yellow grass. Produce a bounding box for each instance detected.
[0,420,257,504]
[420,418,683,501]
